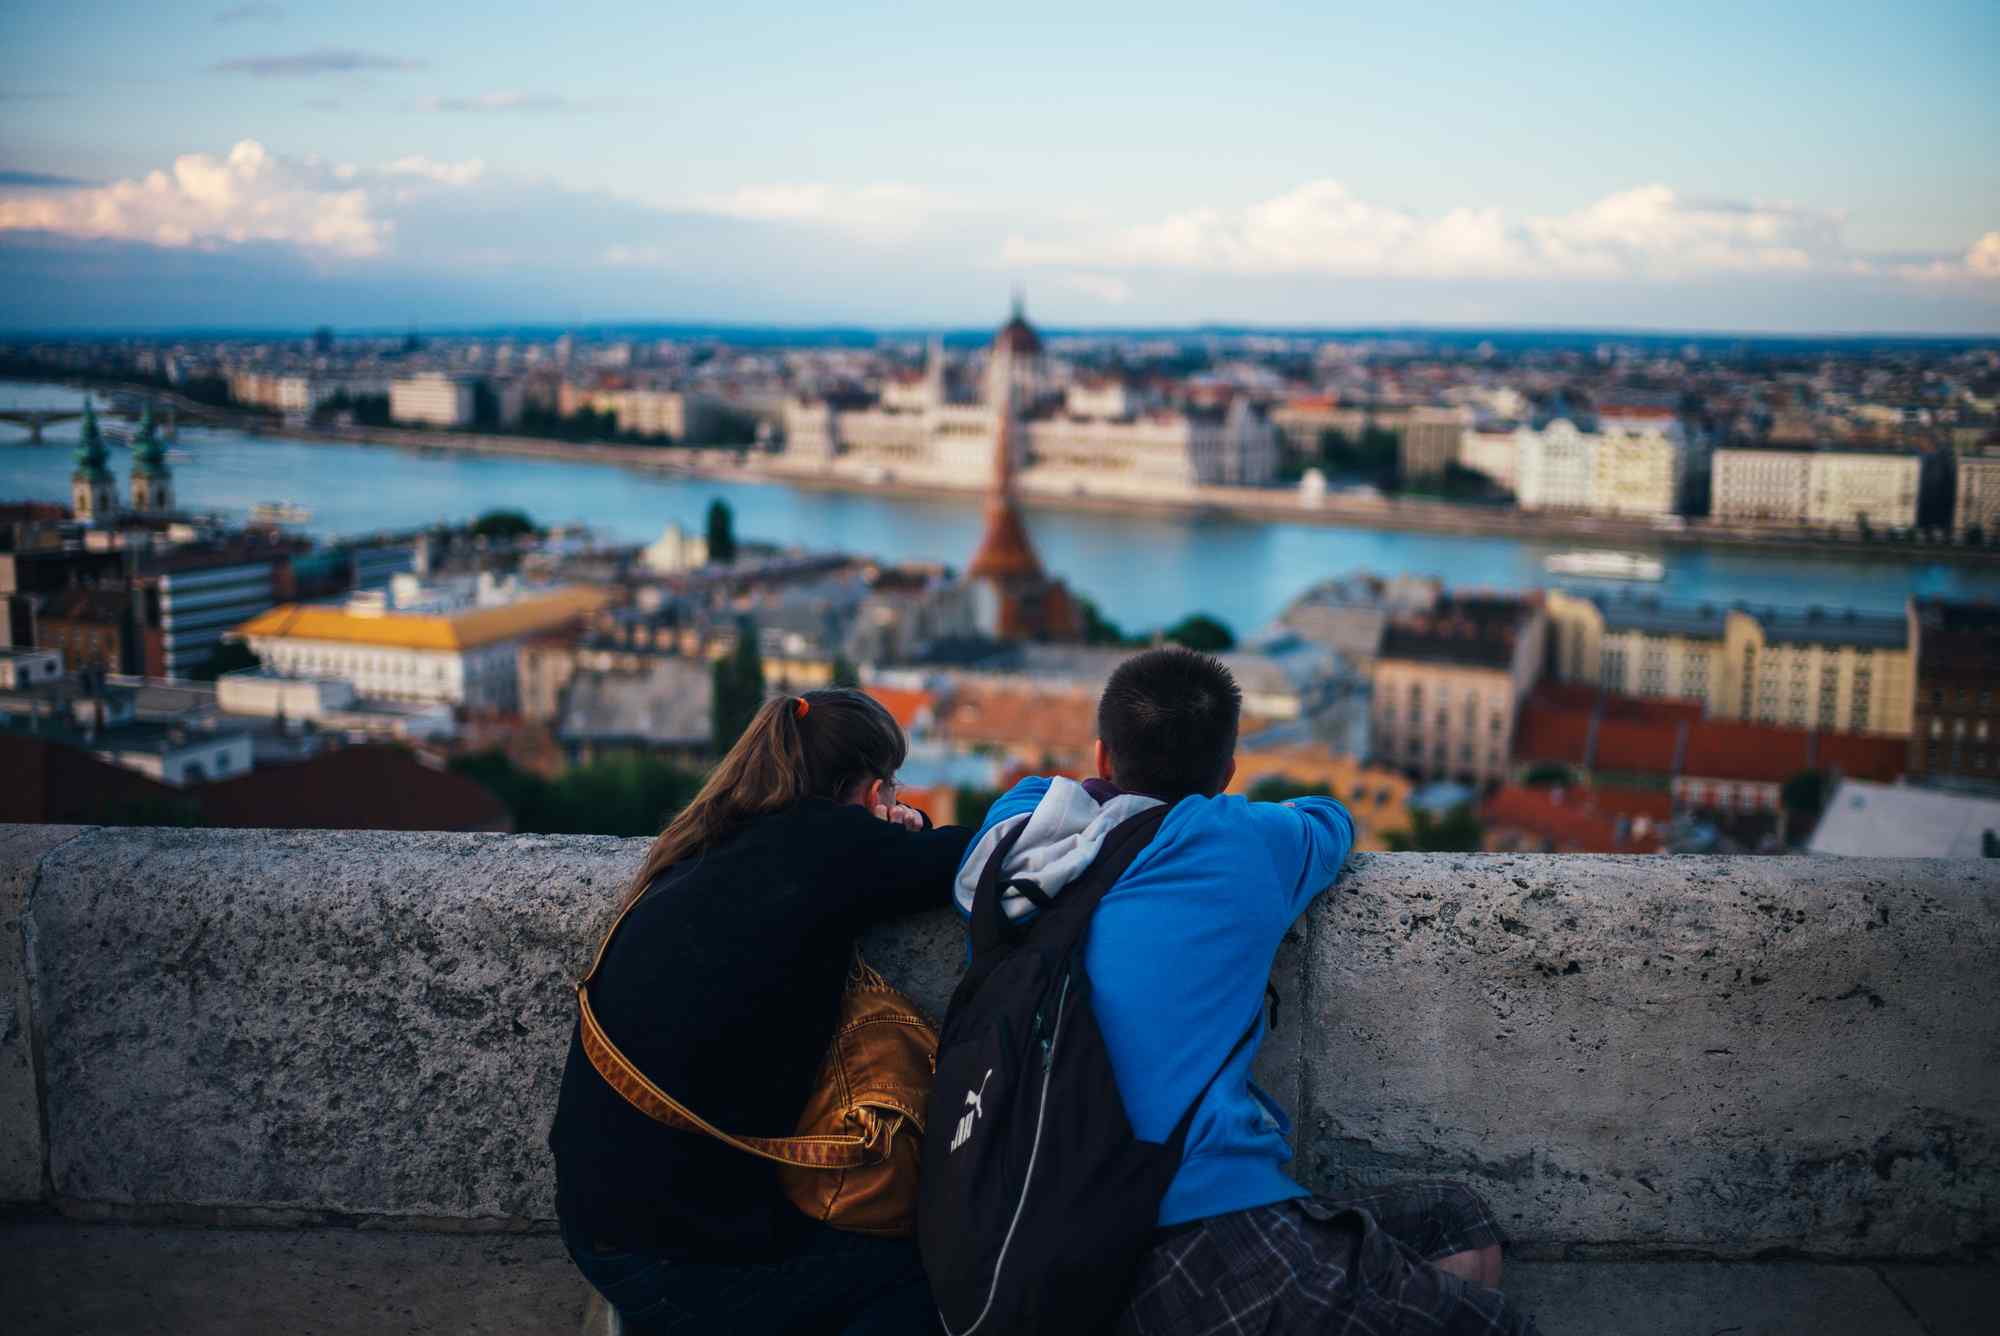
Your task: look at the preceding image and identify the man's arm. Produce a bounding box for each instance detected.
[1245,795,1356,916]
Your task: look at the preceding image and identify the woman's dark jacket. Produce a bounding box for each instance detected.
[549,799,972,1257]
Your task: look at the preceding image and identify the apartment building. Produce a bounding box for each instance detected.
[1514,419,1598,511]
[1545,590,1913,737]
[1457,425,1520,493]
[1399,406,1468,480]
[1953,449,2000,539]
[1370,594,1545,785]
[1513,418,1685,517]
[133,541,303,678]
[1908,598,2000,780]
[236,575,609,713]
[389,373,475,429]
[1712,446,1921,529]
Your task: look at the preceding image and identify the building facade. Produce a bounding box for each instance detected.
[1512,418,1684,517]
[1399,406,1467,481]
[1908,598,2000,780]
[1457,426,1520,493]
[389,374,475,429]
[1953,450,2000,539]
[236,577,609,712]
[1545,590,1914,737]
[135,545,299,679]
[1370,595,1546,785]
[1712,447,1921,530]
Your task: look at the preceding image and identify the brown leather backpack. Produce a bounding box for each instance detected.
[576,899,936,1237]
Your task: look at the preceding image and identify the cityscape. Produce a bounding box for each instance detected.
[3,4,1997,1332]
[4,307,1999,856]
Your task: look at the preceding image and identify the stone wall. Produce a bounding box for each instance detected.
[2,826,1994,1258]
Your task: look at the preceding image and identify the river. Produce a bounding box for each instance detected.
[5,380,1997,634]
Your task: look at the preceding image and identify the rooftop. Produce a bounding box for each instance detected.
[1808,779,2000,859]
[236,585,610,652]
[1379,594,1535,671]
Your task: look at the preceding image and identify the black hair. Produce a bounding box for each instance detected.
[1096,647,1241,801]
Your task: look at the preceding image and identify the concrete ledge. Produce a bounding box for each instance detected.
[5,826,1997,1259]
[1,825,83,1206]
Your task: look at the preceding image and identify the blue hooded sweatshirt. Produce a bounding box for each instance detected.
[954,775,1354,1228]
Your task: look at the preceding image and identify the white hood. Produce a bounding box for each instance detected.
[953,777,1164,921]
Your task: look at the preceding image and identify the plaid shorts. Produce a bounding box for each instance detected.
[1114,1182,1542,1336]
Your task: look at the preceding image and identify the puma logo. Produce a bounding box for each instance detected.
[948,1068,994,1154]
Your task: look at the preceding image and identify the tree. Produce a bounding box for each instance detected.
[1163,613,1236,653]
[954,786,1005,830]
[1246,774,1331,804]
[830,655,861,688]
[1078,597,1133,647]
[450,751,702,836]
[1523,763,1573,788]
[711,618,766,753]
[1384,806,1484,852]
[192,640,261,681]
[1781,770,1827,814]
[471,509,536,540]
[706,498,738,565]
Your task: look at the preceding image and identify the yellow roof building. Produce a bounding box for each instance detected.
[236,585,611,653]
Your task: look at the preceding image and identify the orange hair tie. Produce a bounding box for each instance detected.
[795,696,810,719]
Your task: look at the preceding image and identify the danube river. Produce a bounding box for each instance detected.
[5,381,1998,634]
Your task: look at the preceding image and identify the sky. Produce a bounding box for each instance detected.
[2,1,1996,334]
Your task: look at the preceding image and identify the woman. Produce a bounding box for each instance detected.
[550,688,970,1334]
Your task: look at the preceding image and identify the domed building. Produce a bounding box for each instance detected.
[129,407,174,514]
[70,398,119,524]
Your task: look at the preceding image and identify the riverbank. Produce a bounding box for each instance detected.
[280,419,2000,570]
[10,375,1996,571]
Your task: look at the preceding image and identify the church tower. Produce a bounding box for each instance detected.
[71,398,119,524]
[130,407,174,513]
[965,327,1082,642]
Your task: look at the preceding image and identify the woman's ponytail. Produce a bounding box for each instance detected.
[619,687,906,909]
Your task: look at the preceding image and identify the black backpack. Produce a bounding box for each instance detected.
[918,805,1260,1335]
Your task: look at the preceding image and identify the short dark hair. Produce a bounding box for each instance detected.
[1096,648,1241,800]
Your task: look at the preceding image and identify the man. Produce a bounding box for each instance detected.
[953,647,1539,1334]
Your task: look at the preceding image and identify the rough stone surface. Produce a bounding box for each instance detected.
[28,827,646,1223]
[1501,1260,1926,1335]
[1302,853,2000,1258]
[1,823,85,1205]
[0,1219,586,1335]
[9,828,1999,1257]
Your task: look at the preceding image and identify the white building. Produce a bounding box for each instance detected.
[1458,426,1520,493]
[94,724,254,787]
[1712,447,1921,530]
[390,374,475,429]
[1514,419,1599,512]
[1808,779,2000,858]
[235,574,610,713]
[640,523,709,574]
[1512,418,1684,517]
[0,646,63,689]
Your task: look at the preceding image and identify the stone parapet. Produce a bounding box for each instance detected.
[2,827,1994,1259]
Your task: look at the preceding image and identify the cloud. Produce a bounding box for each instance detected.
[1002,181,1888,284]
[0,140,480,259]
[1971,233,2000,279]
[0,170,94,188]
[215,2,284,21]
[211,48,422,78]
[693,183,942,242]
[1059,272,1133,304]
[413,91,594,114]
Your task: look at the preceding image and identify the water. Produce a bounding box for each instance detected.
[6,381,1997,633]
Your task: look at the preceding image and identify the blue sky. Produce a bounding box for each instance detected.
[2,1,1996,333]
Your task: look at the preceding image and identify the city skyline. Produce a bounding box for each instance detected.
[2,2,1997,333]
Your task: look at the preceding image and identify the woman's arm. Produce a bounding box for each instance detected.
[817,800,976,924]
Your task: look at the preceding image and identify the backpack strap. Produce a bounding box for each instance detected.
[1165,1002,1267,1152]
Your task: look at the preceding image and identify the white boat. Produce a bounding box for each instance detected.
[1544,550,1665,581]
[249,501,313,525]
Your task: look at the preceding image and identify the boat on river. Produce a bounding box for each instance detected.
[249,500,313,525]
[1544,550,1666,581]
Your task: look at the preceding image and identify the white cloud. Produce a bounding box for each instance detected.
[1963,231,2000,279]
[0,140,485,258]
[1003,180,1890,283]
[414,91,590,114]
[383,155,486,187]
[693,183,941,241]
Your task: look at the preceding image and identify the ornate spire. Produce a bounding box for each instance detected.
[966,339,1046,583]
[74,397,111,480]
[132,406,169,477]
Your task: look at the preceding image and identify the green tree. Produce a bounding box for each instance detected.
[1781,770,1827,814]
[706,497,738,564]
[711,618,766,753]
[1523,763,1573,788]
[1163,612,1236,653]
[1078,597,1133,647]
[954,786,1005,830]
[1246,774,1331,804]
[1384,806,1484,852]
[830,655,861,688]
[471,509,536,540]
[450,751,702,836]
[191,640,261,681]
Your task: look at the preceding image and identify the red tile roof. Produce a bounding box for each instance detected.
[867,685,935,733]
[1482,784,1666,854]
[199,745,512,832]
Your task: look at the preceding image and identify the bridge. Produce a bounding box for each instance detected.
[0,399,195,443]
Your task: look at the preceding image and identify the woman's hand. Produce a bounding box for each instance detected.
[873,802,925,831]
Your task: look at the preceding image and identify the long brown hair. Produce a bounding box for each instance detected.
[622,687,908,909]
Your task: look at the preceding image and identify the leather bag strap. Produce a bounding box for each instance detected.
[576,881,886,1171]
